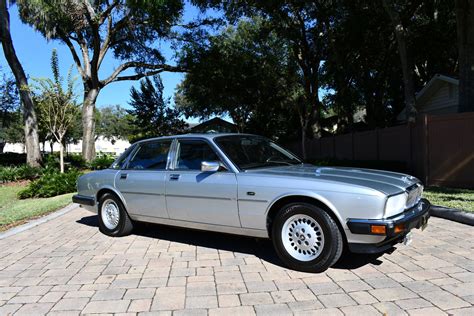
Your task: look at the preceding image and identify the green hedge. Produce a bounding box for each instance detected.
[17,169,82,199]
[88,153,115,170]
[0,153,26,166]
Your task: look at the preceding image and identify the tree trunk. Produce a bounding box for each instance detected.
[301,127,307,160]
[456,0,474,112]
[0,0,42,167]
[82,87,99,162]
[59,141,64,173]
[383,0,417,123]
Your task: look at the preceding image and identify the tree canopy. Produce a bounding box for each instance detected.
[128,76,187,143]
[176,17,301,140]
[16,0,211,160]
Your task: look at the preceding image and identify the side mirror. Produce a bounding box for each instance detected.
[201,161,222,172]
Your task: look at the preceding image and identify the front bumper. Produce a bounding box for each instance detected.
[72,194,95,206]
[346,198,431,253]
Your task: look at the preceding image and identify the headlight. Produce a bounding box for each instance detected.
[385,193,407,217]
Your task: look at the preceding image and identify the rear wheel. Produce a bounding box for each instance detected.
[272,202,343,272]
[98,193,133,237]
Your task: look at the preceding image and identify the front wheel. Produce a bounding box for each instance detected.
[98,193,134,237]
[272,202,343,273]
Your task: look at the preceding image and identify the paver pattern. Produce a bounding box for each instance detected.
[0,206,473,315]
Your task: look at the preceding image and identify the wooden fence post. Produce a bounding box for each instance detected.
[423,115,430,185]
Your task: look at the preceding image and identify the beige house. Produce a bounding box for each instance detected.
[397,74,459,121]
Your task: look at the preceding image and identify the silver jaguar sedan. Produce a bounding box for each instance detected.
[73,133,430,272]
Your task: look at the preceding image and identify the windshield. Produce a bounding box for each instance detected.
[214,135,302,170]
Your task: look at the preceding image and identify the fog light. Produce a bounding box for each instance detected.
[394,224,405,234]
[371,225,386,235]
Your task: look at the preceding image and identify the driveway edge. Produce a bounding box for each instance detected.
[0,203,78,240]
[431,206,474,226]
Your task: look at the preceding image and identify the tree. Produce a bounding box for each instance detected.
[203,0,337,157]
[382,0,418,123]
[35,49,79,172]
[17,0,201,161]
[96,104,133,143]
[0,0,42,166]
[176,17,300,140]
[128,76,187,142]
[321,0,456,130]
[456,0,474,112]
[0,72,19,152]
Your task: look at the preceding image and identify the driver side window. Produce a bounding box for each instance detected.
[176,140,220,170]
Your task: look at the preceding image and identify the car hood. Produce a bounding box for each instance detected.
[244,164,420,196]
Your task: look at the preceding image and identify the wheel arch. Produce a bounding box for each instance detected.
[96,186,128,210]
[266,193,347,244]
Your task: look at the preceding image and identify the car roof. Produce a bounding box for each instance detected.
[133,133,260,144]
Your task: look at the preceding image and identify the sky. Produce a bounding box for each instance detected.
[0,3,211,123]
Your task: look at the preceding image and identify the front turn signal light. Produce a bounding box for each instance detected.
[371,225,386,235]
[394,224,405,234]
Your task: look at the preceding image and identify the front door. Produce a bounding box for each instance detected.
[115,139,172,219]
[165,139,240,227]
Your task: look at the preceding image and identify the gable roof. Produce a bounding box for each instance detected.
[415,74,458,105]
[397,74,458,121]
[190,117,238,132]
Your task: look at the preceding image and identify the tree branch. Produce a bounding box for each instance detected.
[57,31,86,80]
[99,0,120,25]
[100,62,184,86]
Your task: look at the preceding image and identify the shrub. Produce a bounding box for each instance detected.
[0,153,26,166]
[66,153,87,169]
[17,169,82,199]
[0,165,42,183]
[88,153,115,170]
[43,153,60,170]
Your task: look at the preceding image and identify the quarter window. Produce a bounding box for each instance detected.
[176,140,220,170]
[110,144,136,169]
[127,140,172,170]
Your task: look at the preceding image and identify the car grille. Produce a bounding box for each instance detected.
[406,183,423,209]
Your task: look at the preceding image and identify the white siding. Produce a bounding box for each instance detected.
[3,136,130,156]
[419,82,459,115]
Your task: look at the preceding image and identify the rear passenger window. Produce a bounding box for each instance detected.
[176,140,220,170]
[127,140,171,170]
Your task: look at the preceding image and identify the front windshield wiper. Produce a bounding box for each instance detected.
[243,161,296,170]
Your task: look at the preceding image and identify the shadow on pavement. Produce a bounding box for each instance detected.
[77,215,388,271]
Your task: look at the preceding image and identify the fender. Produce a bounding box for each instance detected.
[96,184,128,210]
[265,190,345,228]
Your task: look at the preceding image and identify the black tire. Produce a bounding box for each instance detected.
[271,202,343,273]
[98,193,134,237]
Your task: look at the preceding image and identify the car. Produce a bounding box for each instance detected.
[73,133,430,272]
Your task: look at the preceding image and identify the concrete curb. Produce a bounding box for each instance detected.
[0,203,78,240]
[430,206,474,226]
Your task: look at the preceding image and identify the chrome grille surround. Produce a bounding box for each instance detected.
[406,183,423,209]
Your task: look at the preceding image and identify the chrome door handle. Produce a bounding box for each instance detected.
[120,173,127,179]
[170,174,180,181]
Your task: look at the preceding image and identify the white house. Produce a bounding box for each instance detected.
[3,136,131,156]
[397,74,459,121]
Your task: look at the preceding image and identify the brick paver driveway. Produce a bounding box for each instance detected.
[0,206,473,315]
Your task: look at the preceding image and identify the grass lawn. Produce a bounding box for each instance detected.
[0,183,73,231]
[424,187,474,212]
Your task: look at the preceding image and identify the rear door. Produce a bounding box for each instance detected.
[165,138,240,227]
[115,139,172,219]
